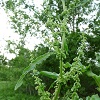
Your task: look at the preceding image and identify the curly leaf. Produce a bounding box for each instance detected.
[15,52,53,90]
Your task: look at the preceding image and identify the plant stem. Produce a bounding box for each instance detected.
[60,0,66,79]
[60,54,63,78]
[52,84,61,100]
[61,0,66,11]
[53,1,67,100]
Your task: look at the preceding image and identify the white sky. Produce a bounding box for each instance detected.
[0,0,43,60]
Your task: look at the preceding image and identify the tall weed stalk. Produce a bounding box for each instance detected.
[15,0,100,100]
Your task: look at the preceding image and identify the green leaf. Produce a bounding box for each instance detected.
[76,0,91,8]
[40,71,59,79]
[86,94,100,100]
[23,52,53,75]
[15,74,25,90]
[15,52,53,90]
[86,70,100,90]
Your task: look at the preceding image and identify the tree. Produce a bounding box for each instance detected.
[1,0,100,99]
[3,0,99,68]
[9,47,31,68]
[0,55,7,66]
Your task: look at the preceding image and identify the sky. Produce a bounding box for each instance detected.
[0,0,43,60]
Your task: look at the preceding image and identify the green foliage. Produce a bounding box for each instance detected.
[15,52,53,90]
[23,52,53,75]
[95,52,100,67]
[0,81,39,100]
[0,55,7,66]
[86,94,100,100]
[86,70,100,92]
[0,65,39,100]
[1,0,100,99]
[0,65,21,81]
[14,0,99,99]
[34,75,51,100]
[40,71,59,79]
[9,47,31,68]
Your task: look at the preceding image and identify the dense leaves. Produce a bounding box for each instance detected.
[0,0,100,99]
[9,47,31,68]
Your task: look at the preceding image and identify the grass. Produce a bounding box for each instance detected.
[0,81,40,100]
